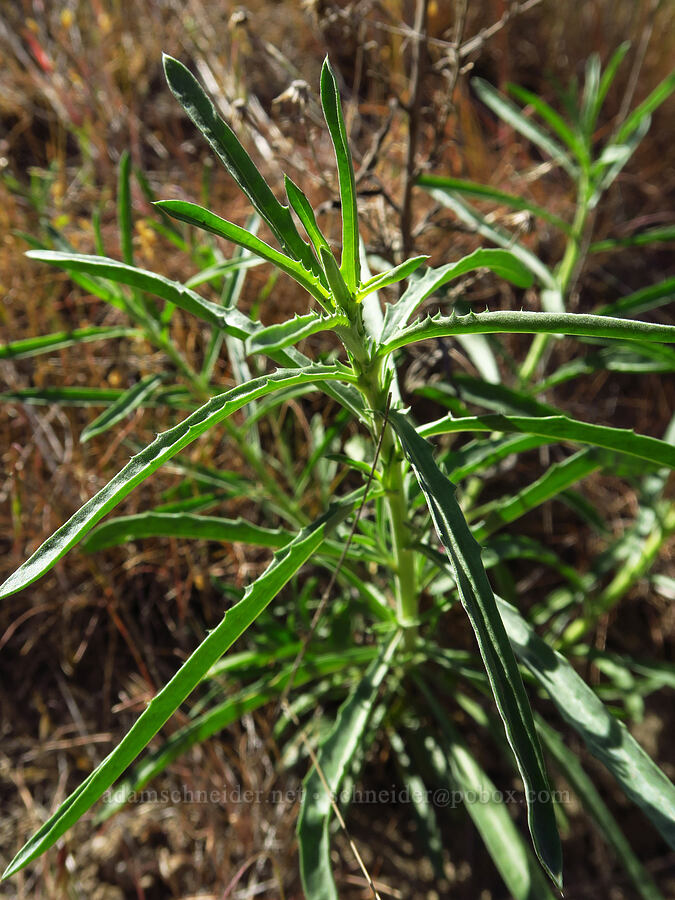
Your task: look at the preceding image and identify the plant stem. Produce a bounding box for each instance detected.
[357,361,418,630]
[520,174,591,381]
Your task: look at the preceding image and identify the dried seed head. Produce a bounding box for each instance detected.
[273,80,311,113]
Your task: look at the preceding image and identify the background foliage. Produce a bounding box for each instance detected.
[1,1,674,897]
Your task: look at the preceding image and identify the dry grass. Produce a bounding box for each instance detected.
[1,1,674,897]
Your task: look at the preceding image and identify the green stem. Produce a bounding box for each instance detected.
[357,357,418,630]
[520,174,591,382]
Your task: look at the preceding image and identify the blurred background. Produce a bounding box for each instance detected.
[1,1,673,897]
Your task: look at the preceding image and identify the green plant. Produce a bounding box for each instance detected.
[2,52,675,898]
[419,47,675,380]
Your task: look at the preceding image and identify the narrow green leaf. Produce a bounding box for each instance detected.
[592,42,631,126]
[1,387,127,406]
[1,510,342,880]
[284,175,332,263]
[414,721,557,900]
[118,150,135,266]
[155,199,330,306]
[506,82,587,160]
[246,312,349,355]
[162,54,315,271]
[298,632,401,899]
[23,241,363,424]
[417,173,572,233]
[420,189,559,293]
[25,249,251,335]
[388,730,445,879]
[387,411,562,887]
[1,385,191,409]
[597,277,675,318]
[591,115,650,205]
[420,412,675,470]
[455,332,500,384]
[536,717,664,900]
[535,344,675,392]
[184,256,261,289]
[498,597,675,851]
[0,364,354,600]
[80,374,162,443]
[417,375,557,416]
[320,57,360,293]
[590,225,675,253]
[82,512,294,553]
[614,70,675,145]
[471,449,601,540]
[0,326,140,360]
[319,244,352,313]
[473,77,578,176]
[378,309,675,357]
[445,433,548,482]
[380,248,535,343]
[580,54,601,137]
[356,255,429,300]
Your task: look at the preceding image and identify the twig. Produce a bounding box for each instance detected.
[458,0,545,59]
[428,0,469,169]
[280,697,383,900]
[616,0,661,126]
[400,0,428,260]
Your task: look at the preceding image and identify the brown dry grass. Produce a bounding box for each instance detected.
[1,1,674,897]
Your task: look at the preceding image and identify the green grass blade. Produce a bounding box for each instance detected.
[536,717,664,900]
[596,277,675,321]
[80,374,162,443]
[246,312,349,356]
[298,632,401,899]
[0,326,140,360]
[420,189,560,293]
[388,411,562,887]
[1,387,128,406]
[414,717,557,900]
[377,309,675,357]
[320,58,360,293]
[0,364,354,600]
[1,509,341,880]
[118,150,135,266]
[380,248,535,343]
[498,597,675,851]
[417,173,572,233]
[162,54,315,271]
[473,77,578,176]
[155,199,330,305]
[420,413,675,470]
[82,512,294,552]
